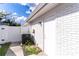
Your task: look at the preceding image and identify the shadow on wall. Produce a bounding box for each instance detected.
[31,35,36,44]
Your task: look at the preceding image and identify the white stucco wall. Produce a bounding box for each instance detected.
[30,22,44,50]
[56,4,79,55]
[31,18,44,50]
[44,20,56,56]
[44,3,79,55]
[30,3,79,56]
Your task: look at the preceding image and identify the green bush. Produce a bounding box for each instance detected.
[22,34,35,45]
[23,45,42,55]
[25,40,35,45]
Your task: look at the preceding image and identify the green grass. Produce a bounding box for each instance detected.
[0,43,10,56]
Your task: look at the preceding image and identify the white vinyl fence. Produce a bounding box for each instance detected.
[0,25,30,44]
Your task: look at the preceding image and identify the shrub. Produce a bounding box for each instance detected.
[22,34,35,45]
[23,45,42,55]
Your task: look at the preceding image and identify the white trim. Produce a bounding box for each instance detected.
[26,3,58,23]
[26,3,46,22]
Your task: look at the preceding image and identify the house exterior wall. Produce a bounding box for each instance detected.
[56,4,79,55]
[30,3,79,56]
[30,17,44,51]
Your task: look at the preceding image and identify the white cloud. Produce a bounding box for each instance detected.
[29,4,39,12]
[11,13,18,21]
[19,3,27,6]
[20,3,39,7]
[26,10,31,14]
[20,3,39,12]
[15,16,27,25]
[1,19,6,22]
[30,7,36,11]
[17,16,26,20]
[12,12,17,15]
[0,10,8,14]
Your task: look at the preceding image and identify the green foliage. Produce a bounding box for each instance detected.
[0,11,21,26]
[22,34,35,45]
[25,39,35,45]
[23,45,42,55]
[0,43,10,56]
[22,34,42,55]
[0,11,10,21]
[2,19,21,26]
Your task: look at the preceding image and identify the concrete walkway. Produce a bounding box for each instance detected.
[6,43,24,56]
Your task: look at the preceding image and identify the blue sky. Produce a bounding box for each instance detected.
[0,3,38,25]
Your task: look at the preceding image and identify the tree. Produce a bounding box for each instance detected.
[0,10,21,26]
[2,19,21,26]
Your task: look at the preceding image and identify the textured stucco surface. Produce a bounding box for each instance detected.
[30,3,79,55]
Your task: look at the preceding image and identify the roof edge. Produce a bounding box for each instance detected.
[25,3,58,24]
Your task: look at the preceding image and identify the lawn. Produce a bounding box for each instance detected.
[0,43,10,56]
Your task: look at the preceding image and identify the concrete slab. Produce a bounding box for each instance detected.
[5,48,16,56]
[6,43,24,56]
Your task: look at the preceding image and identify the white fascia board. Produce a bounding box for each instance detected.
[26,3,46,22]
[26,3,58,24]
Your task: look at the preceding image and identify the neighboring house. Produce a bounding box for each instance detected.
[25,3,79,55]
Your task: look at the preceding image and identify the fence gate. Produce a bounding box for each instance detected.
[0,26,21,44]
[0,26,8,44]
